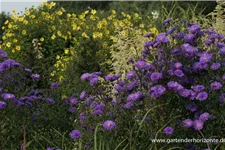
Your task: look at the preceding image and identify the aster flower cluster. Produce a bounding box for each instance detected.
[70,19,225,149]
[0,50,56,120]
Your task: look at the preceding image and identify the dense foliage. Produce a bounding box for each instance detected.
[1,1,225,150]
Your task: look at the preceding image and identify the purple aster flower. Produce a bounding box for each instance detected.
[174,62,182,69]
[103,120,116,130]
[69,97,78,105]
[219,93,225,104]
[69,107,76,113]
[92,109,103,115]
[24,68,32,72]
[211,63,221,70]
[210,81,222,90]
[193,120,204,131]
[156,33,169,44]
[31,74,40,80]
[144,33,153,38]
[189,24,201,34]
[220,47,225,55]
[46,98,55,104]
[179,89,190,98]
[196,92,208,101]
[167,27,176,34]
[1,93,15,100]
[126,70,136,80]
[127,93,136,102]
[193,62,208,70]
[144,41,154,47]
[95,103,106,110]
[199,112,210,122]
[174,84,184,92]
[128,58,134,63]
[149,85,166,98]
[205,39,214,46]
[0,49,8,58]
[114,84,123,92]
[163,126,174,135]
[163,18,172,24]
[223,74,225,80]
[127,91,143,102]
[200,53,212,63]
[174,69,184,77]
[125,81,137,92]
[216,42,225,48]
[171,48,181,56]
[0,101,6,109]
[134,60,148,70]
[12,62,20,67]
[89,76,98,86]
[176,32,185,38]
[142,49,150,55]
[150,72,162,83]
[105,74,115,81]
[70,130,81,139]
[50,82,60,89]
[183,119,193,128]
[184,34,195,42]
[167,69,174,76]
[123,102,134,109]
[80,91,87,100]
[210,33,219,40]
[167,81,179,90]
[81,73,90,81]
[186,102,198,112]
[46,148,54,150]
[193,85,205,92]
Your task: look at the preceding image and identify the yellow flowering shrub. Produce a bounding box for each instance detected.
[53,10,158,81]
[0,2,70,86]
[1,1,158,85]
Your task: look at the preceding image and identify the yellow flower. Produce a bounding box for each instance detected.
[2,26,4,30]
[97,22,102,29]
[2,36,6,40]
[30,15,35,19]
[13,39,18,43]
[67,13,71,18]
[64,49,69,54]
[51,34,56,40]
[126,14,131,20]
[139,23,144,28]
[56,55,60,59]
[51,26,56,30]
[57,31,62,36]
[40,37,44,42]
[12,49,15,53]
[4,20,9,25]
[84,10,89,14]
[6,42,11,48]
[91,9,96,15]
[50,2,56,7]
[81,32,88,38]
[133,13,139,18]
[15,45,21,51]
[12,9,16,13]
[19,17,24,22]
[57,11,63,16]
[111,10,116,15]
[23,20,28,25]
[22,30,27,35]
[25,11,30,16]
[8,24,12,29]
